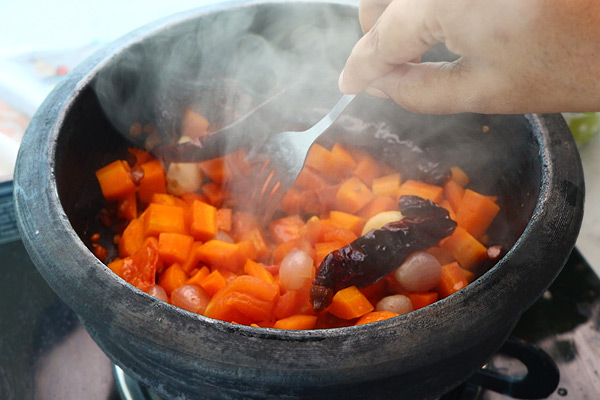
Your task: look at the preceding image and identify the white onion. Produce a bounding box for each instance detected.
[166,162,203,196]
[171,284,211,314]
[279,248,314,291]
[376,295,413,315]
[394,252,442,292]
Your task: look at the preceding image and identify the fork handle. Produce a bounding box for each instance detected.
[306,94,356,141]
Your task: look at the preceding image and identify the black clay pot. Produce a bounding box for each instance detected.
[14,1,584,399]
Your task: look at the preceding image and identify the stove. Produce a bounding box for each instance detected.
[1,179,599,400]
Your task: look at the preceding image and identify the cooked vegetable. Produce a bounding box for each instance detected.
[94,121,503,329]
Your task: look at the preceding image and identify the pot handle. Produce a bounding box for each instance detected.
[468,337,560,399]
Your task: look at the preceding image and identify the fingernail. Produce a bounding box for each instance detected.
[338,69,346,91]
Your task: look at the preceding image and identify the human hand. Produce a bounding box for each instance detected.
[339,0,600,114]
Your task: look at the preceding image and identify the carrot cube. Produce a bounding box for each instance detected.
[158,232,194,266]
[328,286,374,320]
[119,218,145,258]
[190,200,218,241]
[372,173,402,197]
[396,179,443,204]
[138,159,167,203]
[437,262,469,298]
[352,154,381,187]
[328,210,365,237]
[455,189,500,239]
[407,292,439,310]
[199,269,227,296]
[95,159,137,201]
[273,314,318,330]
[334,177,376,214]
[441,227,488,270]
[158,263,189,296]
[143,203,187,237]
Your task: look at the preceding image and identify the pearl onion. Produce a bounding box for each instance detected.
[394,252,442,292]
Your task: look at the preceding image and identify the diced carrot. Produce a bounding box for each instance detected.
[327,143,357,181]
[190,200,218,241]
[117,192,137,220]
[150,192,189,208]
[179,192,208,205]
[186,266,211,286]
[158,232,194,266]
[120,238,161,291]
[143,203,187,237]
[201,181,227,207]
[334,177,376,214]
[437,262,469,298]
[455,189,500,239]
[244,259,276,284]
[357,195,398,220]
[181,241,204,274]
[328,210,365,237]
[444,180,465,213]
[279,189,321,216]
[95,159,137,201]
[300,216,322,245]
[296,166,330,190]
[372,173,402,198]
[119,218,145,258]
[462,268,476,283]
[352,154,381,187]
[439,199,457,221]
[396,180,444,204]
[328,286,374,320]
[305,143,334,178]
[315,240,346,265]
[158,263,189,296]
[407,292,439,310]
[274,314,318,330]
[239,228,270,261]
[199,269,227,296]
[355,310,399,325]
[138,159,167,203]
[181,109,210,138]
[441,227,489,270]
[196,240,248,273]
[451,166,470,187]
[319,221,357,246]
[231,211,260,241]
[199,157,228,183]
[426,246,456,266]
[216,208,232,232]
[269,215,305,245]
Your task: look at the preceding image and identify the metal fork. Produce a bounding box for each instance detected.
[245,93,356,218]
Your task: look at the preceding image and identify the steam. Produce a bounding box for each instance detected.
[93,5,361,148]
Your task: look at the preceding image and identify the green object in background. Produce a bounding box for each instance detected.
[563,112,600,145]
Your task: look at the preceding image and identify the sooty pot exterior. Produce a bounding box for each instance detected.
[14,1,584,399]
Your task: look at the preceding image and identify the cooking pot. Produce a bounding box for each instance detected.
[14,0,584,399]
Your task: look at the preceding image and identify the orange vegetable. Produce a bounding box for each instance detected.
[372,173,402,198]
[327,143,357,181]
[328,285,374,320]
[118,218,145,258]
[158,232,194,266]
[143,203,187,237]
[272,238,315,266]
[190,200,218,241]
[438,262,469,298]
[268,214,305,245]
[274,289,313,319]
[357,195,397,220]
[305,143,335,179]
[334,176,376,214]
[328,210,365,237]
[443,180,465,213]
[181,109,210,138]
[319,222,357,246]
[273,314,318,330]
[127,147,153,165]
[201,181,227,207]
[199,269,227,296]
[95,160,137,201]
[199,157,227,183]
[396,180,443,204]
[244,259,276,284]
[180,241,204,274]
[314,240,346,265]
[441,227,489,270]
[158,263,189,296]
[355,310,399,325]
[116,238,161,291]
[451,166,470,187]
[216,208,232,232]
[196,239,251,273]
[455,189,500,239]
[296,166,330,190]
[186,266,211,286]
[407,292,439,310]
[352,154,381,187]
[138,159,167,203]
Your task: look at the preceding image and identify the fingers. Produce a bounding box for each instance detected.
[340,0,441,94]
[359,0,394,32]
[366,61,515,114]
